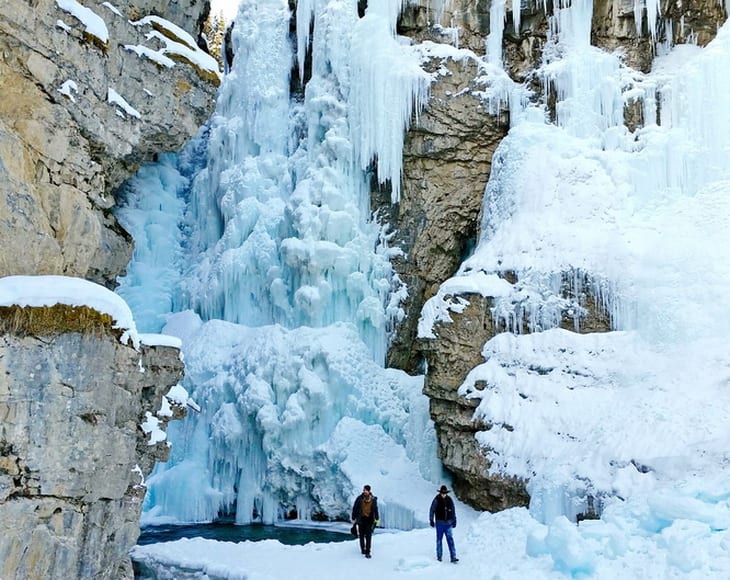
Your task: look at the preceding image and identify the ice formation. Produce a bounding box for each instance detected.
[116,0,730,534]
[117,0,442,529]
[420,0,730,521]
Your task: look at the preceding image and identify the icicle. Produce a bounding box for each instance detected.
[428,0,453,24]
[512,0,521,37]
[633,0,644,36]
[633,0,661,39]
[486,0,506,67]
[296,0,315,82]
[645,0,661,40]
[349,0,431,202]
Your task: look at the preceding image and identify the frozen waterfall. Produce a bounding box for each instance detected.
[116,0,440,530]
[117,0,730,532]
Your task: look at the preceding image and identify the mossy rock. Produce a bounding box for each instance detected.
[0,304,118,337]
[167,53,221,87]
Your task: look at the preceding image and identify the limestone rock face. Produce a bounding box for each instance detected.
[398,0,491,54]
[0,327,184,579]
[385,56,508,373]
[0,0,217,287]
[661,0,727,46]
[591,0,725,72]
[591,0,655,72]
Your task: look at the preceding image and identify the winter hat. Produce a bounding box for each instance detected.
[438,485,449,494]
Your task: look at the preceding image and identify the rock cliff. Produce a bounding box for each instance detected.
[0,305,185,579]
[0,0,215,576]
[0,0,218,287]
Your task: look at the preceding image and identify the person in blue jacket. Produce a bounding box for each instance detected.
[429,485,459,563]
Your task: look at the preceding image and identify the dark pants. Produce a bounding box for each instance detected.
[358,516,374,554]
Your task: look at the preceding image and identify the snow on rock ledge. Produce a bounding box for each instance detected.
[0,274,141,347]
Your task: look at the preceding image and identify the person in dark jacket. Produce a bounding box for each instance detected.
[351,484,379,558]
[429,485,458,563]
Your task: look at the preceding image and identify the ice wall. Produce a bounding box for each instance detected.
[179,0,430,359]
[118,0,442,529]
[143,313,440,528]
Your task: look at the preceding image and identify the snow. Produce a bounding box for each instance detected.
[418,272,513,338]
[132,496,730,578]
[101,1,121,17]
[143,384,197,442]
[124,44,176,68]
[55,19,72,33]
[0,275,140,348]
[55,0,109,43]
[165,383,191,405]
[57,79,78,102]
[131,16,222,80]
[108,87,141,119]
[144,29,219,76]
[132,464,145,488]
[133,15,199,51]
[141,411,167,445]
[211,0,240,20]
[140,333,183,349]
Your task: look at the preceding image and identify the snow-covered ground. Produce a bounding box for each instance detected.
[133,492,730,578]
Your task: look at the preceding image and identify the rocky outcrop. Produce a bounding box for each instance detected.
[420,276,611,510]
[591,0,655,72]
[592,0,726,72]
[0,0,218,287]
[420,293,531,510]
[0,306,184,579]
[661,0,727,46]
[384,56,509,373]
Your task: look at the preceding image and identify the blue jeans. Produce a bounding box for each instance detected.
[435,522,456,560]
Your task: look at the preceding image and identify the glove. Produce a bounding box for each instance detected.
[452,521,457,529]
[374,519,380,527]
[430,521,434,527]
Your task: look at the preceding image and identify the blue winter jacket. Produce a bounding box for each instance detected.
[429,494,456,527]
